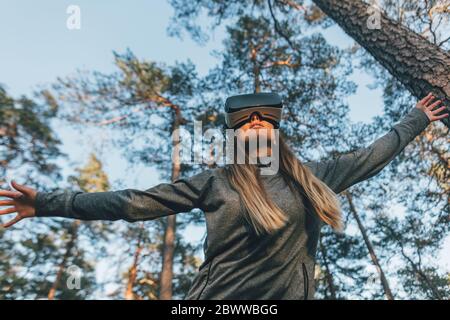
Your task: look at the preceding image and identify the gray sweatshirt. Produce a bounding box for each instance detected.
[35,107,430,300]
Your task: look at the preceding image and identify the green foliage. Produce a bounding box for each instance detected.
[0,85,63,186]
[1,0,448,300]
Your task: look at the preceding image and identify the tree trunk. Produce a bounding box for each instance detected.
[400,251,443,299]
[159,107,182,300]
[250,44,261,93]
[48,221,80,300]
[124,223,145,300]
[382,223,444,299]
[319,236,338,299]
[312,0,450,128]
[344,191,394,300]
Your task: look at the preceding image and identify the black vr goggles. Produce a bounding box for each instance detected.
[224,92,283,129]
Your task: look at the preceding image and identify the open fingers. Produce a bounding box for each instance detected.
[0,206,17,215]
[432,112,449,120]
[2,215,23,228]
[420,92,433,106]
[10,181,33,197]
[431,105,448,114]
[0,189,22,199]
[427,99,442,110]
[0,200,15,206]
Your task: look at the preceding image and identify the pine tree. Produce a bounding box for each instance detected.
[46,51,207,299]
[0,85,64,299]
[312,0,450,128]
[165,0,449,299]
[46,153,112,300]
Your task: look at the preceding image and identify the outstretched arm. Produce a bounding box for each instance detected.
[305,93,448,194]
[0,169,214,227]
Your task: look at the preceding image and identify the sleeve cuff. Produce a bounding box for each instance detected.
[391,107,430,141]
[34,191,47,217]
[34,190,81,218]
[407,107,431,134]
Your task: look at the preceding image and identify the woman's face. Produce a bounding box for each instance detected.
[235,112,275,158]
[238,112,274,132]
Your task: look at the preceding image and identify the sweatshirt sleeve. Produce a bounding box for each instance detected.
[34,169,215,222]
[305,107,430,194]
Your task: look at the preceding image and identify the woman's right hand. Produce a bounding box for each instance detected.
[0,180,37,228]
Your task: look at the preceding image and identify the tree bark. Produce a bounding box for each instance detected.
[159,106,182,300]
[312,0,450,128]
[319,236,338,299]
[48,221,80,300]
[344,191,394,300]
[251,45,261,93]
[124,223,145,300]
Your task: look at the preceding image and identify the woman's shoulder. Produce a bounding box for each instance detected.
[202,166,229,185]
[301,160,331,181]
[175,166,228,186]
[301,160,320,176]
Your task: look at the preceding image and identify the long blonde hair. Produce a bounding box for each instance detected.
[225,132,343,235]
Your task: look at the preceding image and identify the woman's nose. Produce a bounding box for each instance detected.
[250,112,261,123]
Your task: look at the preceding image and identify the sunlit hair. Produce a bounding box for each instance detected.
[224,130,343,235]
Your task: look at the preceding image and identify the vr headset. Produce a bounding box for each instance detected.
[224,92,283,129]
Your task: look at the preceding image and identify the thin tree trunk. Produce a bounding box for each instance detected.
[250,44,261,93]
[124,223,145,300]
[382,222,444,299]
[312,0,450,128]
[253,65,261,93]
[344,191,394,300]
[400,250,443,299]
[319,236,338,299]
[159,107,182,300]
[48,221,80,300]
[420,132,450,193]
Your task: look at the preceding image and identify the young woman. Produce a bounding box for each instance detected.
[0,92,447,300]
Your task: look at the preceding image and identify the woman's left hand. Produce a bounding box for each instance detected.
[416,92,449,123]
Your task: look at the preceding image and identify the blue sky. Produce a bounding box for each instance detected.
[1,0,448,291]
[0,0,390,189]
[0,0,383,120]
[1,0,220,94]
[0,0,388,181]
